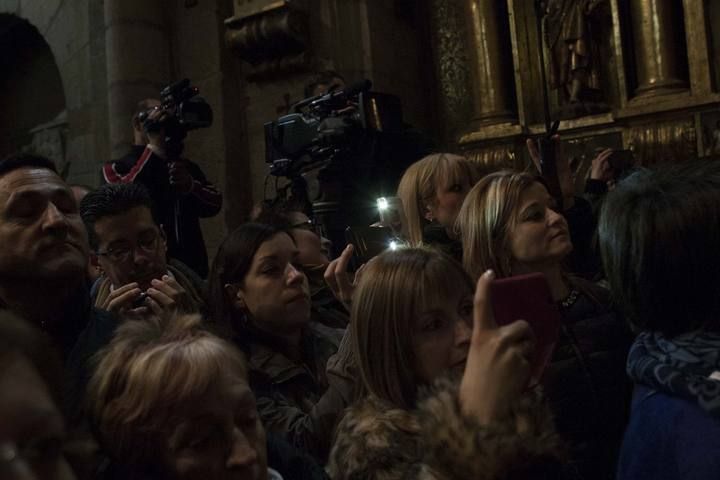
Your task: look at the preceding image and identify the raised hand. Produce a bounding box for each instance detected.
[323,245,368,310]
[459,270,535,425]
[526,135,575,208]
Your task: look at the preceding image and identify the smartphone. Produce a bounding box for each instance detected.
[345,226,397,264]
[376,196,405,234]
[490,273,561,386]
[132,292,148,309]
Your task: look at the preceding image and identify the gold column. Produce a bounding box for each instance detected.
[630,0,688,98]
[463,0,516,127]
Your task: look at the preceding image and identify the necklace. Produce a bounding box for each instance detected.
[560,288,580,309]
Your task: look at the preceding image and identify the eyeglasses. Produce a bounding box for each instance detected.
[96,231,160,263]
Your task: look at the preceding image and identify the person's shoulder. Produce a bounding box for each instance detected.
[630,387,720,433]
[266,432,329,480]
[327,395,421,479]
[568,275,611,304]
[168,259,207,295]
[620,387,720,479]
[308,322,344,348]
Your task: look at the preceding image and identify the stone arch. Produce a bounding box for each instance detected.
[0,0,109,185]
[0,13,66,164]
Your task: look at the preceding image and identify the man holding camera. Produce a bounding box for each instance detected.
[102,98,222,278]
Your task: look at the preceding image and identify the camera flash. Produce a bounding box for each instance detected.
[389,240,398,251]
[377,197,389,211]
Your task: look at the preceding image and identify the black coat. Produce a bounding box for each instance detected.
[543,278,633,480]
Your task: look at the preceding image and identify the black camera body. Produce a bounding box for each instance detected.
[264,80,402,178]
[138,79,213,158]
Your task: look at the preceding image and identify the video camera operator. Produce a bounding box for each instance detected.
[102,94,222,279]
[266,75,432,257]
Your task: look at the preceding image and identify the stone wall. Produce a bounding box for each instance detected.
[0,0,109,186]
[230,0,439,209]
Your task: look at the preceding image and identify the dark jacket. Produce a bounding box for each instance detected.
[327,378,565,480]
[244,323,354,463]
[102,145,222,278]
[63,304,118,426]
[617,385,720,480]
[543,278,633,480]
[422,224,462,262]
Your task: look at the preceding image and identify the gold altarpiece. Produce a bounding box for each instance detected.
[428,0,720,186]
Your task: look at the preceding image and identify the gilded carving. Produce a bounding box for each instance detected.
[462,144,524,174]
[428,0,472,139]
[543,0,609,116]
[224,1,310,79]
[626,119,696,166]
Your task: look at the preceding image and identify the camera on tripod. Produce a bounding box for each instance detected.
[264,79,403,178]
[138,78,213,144]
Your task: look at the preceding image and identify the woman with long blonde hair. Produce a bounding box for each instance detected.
[396,153,478,257]
[328,247,564,479]
[456,170,631,480]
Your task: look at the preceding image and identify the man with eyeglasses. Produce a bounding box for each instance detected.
[79,183,206,316]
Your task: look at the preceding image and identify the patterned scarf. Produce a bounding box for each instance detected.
[627,330,720,417]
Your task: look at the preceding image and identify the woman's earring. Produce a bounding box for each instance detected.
[424,206,434,222]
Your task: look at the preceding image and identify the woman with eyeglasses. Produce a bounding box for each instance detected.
[208,223,354,463]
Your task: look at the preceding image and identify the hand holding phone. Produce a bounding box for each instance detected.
[490,273,561,387]
[131,292,148,309]
[344,226,396,264]
[459,270,535,424]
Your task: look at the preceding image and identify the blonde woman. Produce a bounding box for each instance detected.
[328,247,564,479]
[396,153,478,258]
[456,170,632,480]
[88,312,327,480]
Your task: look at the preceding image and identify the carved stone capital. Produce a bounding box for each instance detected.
[224,0,311,79]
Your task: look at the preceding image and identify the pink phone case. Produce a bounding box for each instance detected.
[490,273,561,386]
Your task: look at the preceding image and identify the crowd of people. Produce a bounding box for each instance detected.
[2,78,720,480]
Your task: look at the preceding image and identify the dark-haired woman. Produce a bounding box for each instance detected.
[599,162,720,480]
[208,223,353,462]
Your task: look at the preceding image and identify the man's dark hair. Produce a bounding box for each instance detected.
[0,152,58,177]
[598,160,720,337]
[80,183,158,250]
[303,70,345,98]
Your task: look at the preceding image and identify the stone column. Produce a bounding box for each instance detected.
[105,0,171,158]
[630,0,688,98]
[463,0,516,127]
